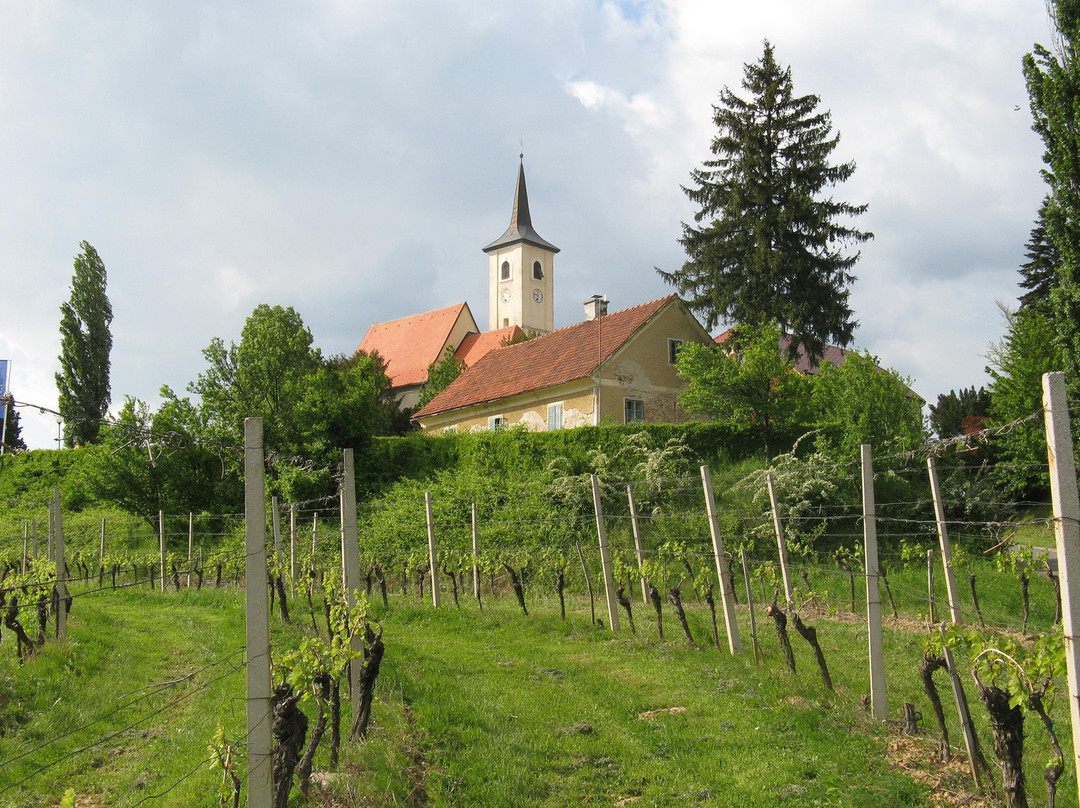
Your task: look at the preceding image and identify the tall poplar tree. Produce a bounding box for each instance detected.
[1024,2,1080,396]
[56,241,113,446]
[659,40,871,363]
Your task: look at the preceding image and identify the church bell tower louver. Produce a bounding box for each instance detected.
[483,159,558,334]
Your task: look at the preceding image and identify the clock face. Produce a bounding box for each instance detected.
[501,288,512,303]
[532,289,543,303]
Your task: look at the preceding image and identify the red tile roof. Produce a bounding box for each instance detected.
[455,325,523,366]
[414,296,676,419]
[714,328,854,374]
[357,302,475,389]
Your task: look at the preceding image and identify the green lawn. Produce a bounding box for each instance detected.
[0,573,1073,807]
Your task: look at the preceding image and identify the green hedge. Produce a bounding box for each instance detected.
[357,421,775,497]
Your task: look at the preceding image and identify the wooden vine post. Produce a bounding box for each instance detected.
[741,548,760,663]
[340,449,364,722]
[626,485,648,605]
[590,474,620,632]
[1042,370,1080,790]
[766,472,794,608]
[927,549,936,624]
[927,456,962,623]
[243,417,273,808]
[272,496,283,568]
[158,510,167,594]
[425,491,441,608]
[99,518,106,580]
[861,445,887,720]
[52,488,68,641]
[701,465,741,654]
[21,521,28,575]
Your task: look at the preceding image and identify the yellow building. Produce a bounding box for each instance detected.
[413,295,714,432]
[359,160,716,429]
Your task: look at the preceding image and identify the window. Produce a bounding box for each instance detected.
[668,338,684,365]
[533,260,544,280]
[547,402,563,431]
[624,399,644,423]
[500,260,511,281]
[488,415,507,432]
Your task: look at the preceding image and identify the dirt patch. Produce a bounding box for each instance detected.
[886,735,994,808]
[637,706,686,720]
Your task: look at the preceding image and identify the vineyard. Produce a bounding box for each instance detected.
[0,376,1079,806]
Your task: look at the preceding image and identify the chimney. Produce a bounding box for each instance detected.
[583,295,608,321]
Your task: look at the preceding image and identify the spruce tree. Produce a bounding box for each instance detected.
[659,40,871,362]
[56,241,113,446]
[1018,197,1058,314]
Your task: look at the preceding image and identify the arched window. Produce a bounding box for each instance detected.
[532,261,544,280]
[500,260,511,281]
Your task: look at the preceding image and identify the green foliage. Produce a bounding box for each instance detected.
[417,345,467,410]
[190,303,322,449]
[56,241,113,447]
[986,305,1063,498]
[1019,197,1060,315]
[1024,8,1080,400]
[811,351,925,458]
[929,386,991,439]
[659,40,871,362]
[66,392,242,527]
[676,321,813,459]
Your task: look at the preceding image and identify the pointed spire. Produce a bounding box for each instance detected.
[483,160,560,254]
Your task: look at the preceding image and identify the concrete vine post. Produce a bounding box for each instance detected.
[52,488,67,641]
[626,485,648,605]
[243,417,273,808]
[1042,370,1080,790]
[158,510,167,594]
[289,503,297,581]
[340,448,364,718]
[927,456,963,623]
[701,465,741,654]
[590,474,620,633]
[938,624,983,788]
[471,502,480,600]
[271,497,283,568]
[767,472,794,609]
[861,445,887,720]
[187,513,194,588]
[425,491,441,608]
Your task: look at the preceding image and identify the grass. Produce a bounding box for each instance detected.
[0,560,1075,807]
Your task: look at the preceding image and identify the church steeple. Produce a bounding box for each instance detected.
[483,160,560,254]
[484,159,558,334]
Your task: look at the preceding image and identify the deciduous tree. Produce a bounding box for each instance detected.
[416,346,466,410]
[675,320,812,459]
[56,241,113,446]
[659,40,871,363]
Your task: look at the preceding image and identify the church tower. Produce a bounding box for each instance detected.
[483,159,558,334]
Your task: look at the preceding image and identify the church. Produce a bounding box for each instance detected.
[356,161,715,433]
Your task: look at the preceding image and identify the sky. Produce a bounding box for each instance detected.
[0,0,1055,450]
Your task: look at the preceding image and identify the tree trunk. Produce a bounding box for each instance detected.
[616,584,635,634]
[668,587,694,647]
[296,673,331,798]
[791,612,832,690]
[648,581,663,641]
[766,598,796,673]
[271,683,308,808]
[919,655,950,761]
[704,582,720,650]
[350,625,385,739]
[976,681,1026,808]
[503,563,528,615]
